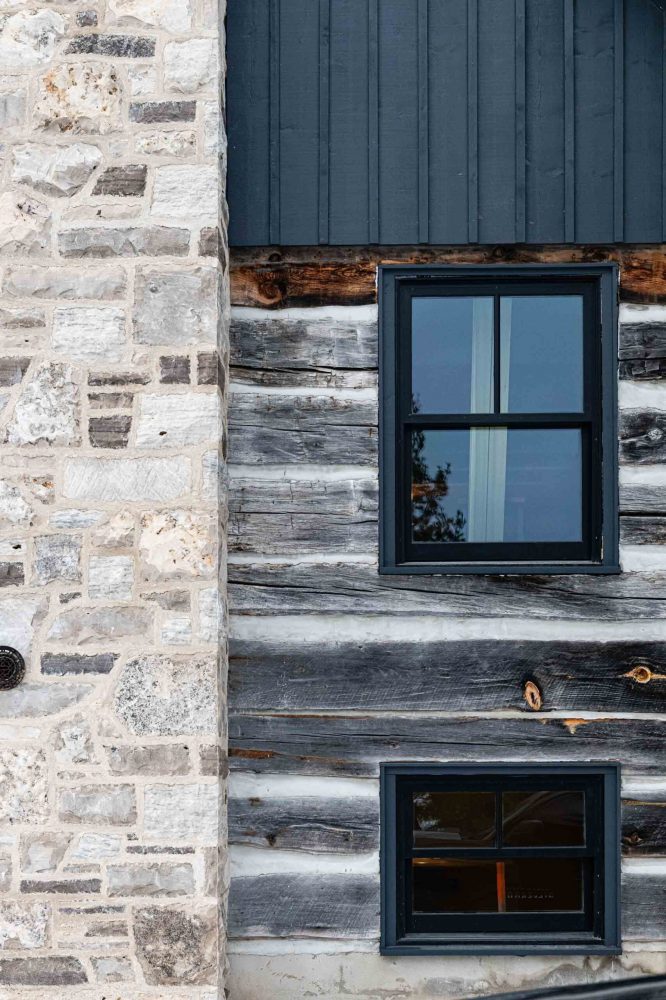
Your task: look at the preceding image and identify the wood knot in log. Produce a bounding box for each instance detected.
[626,665,653,684]
[523,679,543,712]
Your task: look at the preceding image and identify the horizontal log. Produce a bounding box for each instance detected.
[620,482,666,515]
[229,714,666,777]
[228,869,666,939]
[228,873,379,938]
[228,796,379,853]
[231,365,377,390]
[620,411,666,465]
[230,245,666,309]
[229,562,666,621]
[227,793,666,857]
[228,392,377,465]
[229,478,378,554]
[620,323,666,380]
[229,639,666,713]
[622,801,666,856]
[230,317,377,370]
[621,517,666,545]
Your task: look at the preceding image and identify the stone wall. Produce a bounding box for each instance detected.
[0,0,228,996]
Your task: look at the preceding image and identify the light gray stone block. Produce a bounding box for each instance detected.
[35,64,123,134]
[0,10,65,69]
[53,306,125,362]
[133,268,218,346]
[107,863,194,896]
[164,39,217,94]
[5,362,79,446]
[151,166,218,224]
[57,785,136,826]
[114,653,217,735]
[63,456,191,502]
[134,905,216,985]
[3,266,126,300]
[106,743,190,775]
[12,143,102,197]
[0,901,50,949]
[47,605,153,644]
[33,534,82,585]
[88,555,134,600]
[0,191,51,257]
[136,392,220,447]
[0,748,48,823]
[143,784,218,842]
[139,510,215,580]
[20,835,70,875]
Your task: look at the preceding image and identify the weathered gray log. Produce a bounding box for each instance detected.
[229,639,666,713]
[231,365,377,390]
[229,714,666,777]
[228,870,666,939]
[620,482,666,515]
[230,318,378,370]
[228,796,379,853]
[621,517,666,545]
[621,411,666,465]
[229,392,377,465]
[622,801,666,855]
[227,794,666,857]
[229,478,378,554]
[228,873,379,938]
[229,562,666,620]
[620,323,666,380]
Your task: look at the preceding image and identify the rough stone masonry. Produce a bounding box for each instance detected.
[0,0,228,995]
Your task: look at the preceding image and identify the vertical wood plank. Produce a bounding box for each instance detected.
[277,0,320,244]
[269,0,281,244]
[318,0,330,245]
[613,0,624,243]
[477,0,517,244]
[368,0,379,244]
[428,0,468,243]
[623,0,663,242]
[226,0,271,245]
[329,0,370,244]
[573,0,614,243]
[563,0,575,243]
[377,0,419,243]
[524,0,565,243]
[467,0,479,244]
[514,0,526,243]
[417,0,429,244]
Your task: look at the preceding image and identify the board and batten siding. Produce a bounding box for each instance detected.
[227,0,666,247]
[226,263,666,997]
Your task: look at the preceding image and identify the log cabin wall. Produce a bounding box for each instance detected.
[225,245,666,999]
[224,0,666,994]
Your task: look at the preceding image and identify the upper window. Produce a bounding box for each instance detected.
[379,265,618,574]
[380,763,621,955]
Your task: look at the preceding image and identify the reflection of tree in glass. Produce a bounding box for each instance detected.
[411,397,466,542]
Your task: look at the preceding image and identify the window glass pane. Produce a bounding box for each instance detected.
[413,792,496,848]
[411,428,582,543]
[412,859,500,913]
[500,296,584,413]
[412,297,494,414]
[503,791,585,846]
[504,859,584,913]
[412,858,584,914]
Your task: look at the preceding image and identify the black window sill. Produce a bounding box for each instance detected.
[379,561,622,576]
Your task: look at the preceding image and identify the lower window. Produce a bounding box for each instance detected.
[380,763,620,955]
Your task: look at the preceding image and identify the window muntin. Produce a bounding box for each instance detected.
[380,265,618,574]
[381,764,621,955]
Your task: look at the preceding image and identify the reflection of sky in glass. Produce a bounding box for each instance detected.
[501,296,583,413]
[412,429,582,542]
[412,297,493,413]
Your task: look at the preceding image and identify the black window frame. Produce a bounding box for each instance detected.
[380,762,621,956]
[379,264,619,575]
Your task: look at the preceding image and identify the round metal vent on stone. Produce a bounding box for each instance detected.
[0,647,25,690]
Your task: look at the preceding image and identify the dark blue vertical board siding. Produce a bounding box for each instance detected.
[329,0,370,244]
[477,0,516,243]
[427,0,469,243]
[277,0,320,244]
[377,0,419,243]
[525,0,565,243]
[226,0,270,246]
[573,0,615,243]
[227,0,666,246]
[624,0,663,242]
